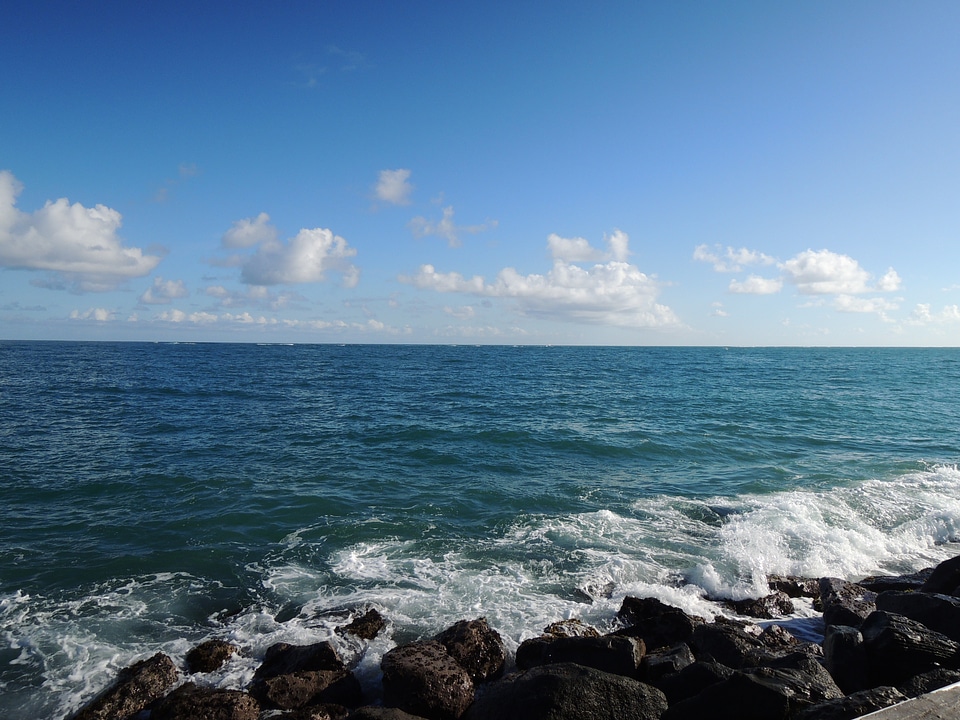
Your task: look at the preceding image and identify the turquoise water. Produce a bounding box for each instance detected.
[2,342,960,718]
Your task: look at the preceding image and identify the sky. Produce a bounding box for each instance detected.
[2,1,959,346]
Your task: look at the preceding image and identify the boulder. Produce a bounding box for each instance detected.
[876,590,960,642]
[434,618,505,683]
[641,642,696,683]
[186,639,239,673]
[338,609,387,641]
[463,662,667,720]
[896,667,960,698]
[542,618,601,638]
[69,652,178,720]
[349,708,430,720]
[514,634,644,677]
[861,610,960,686]
[254,641,345,681]
[793,686,907,720]
[380,640,474,720]
[250,668,363,710]
[858,568,934,594]
[689,618,771,669]
[724,591,795,619]
[151,682,260,720]
[819,577,877,628]
[652,659,734,705]
[920,554,960,596]
[822,624,868,694]
[768,575,820,600]
[614,596,702,650]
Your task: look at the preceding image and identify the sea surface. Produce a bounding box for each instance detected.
[2,342,960,718]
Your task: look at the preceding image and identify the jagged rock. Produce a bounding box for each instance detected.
[380,640,474,720]
[614,596,703,650]
[69,652,178,720]
[858,568,934,593]
[663,663,843,720]
[861,610,960,686]
[575,580,616,602]
[250,668,363,710]
[151,682,260,720]
[819,577,877,628]
[896,667,960,697]
[876,590,960,642]
[514,634,645,677]
[254,641,345,681]
[690,618,771,669]
[349,708,429,720]
[920,554,960,596]
[434,618,505,683]
[768,575,820,600]
[653,660,734,706]
[793,685,907,720]
[542,618,601,638]
[823,624,868,694]
[725,591,795,619]
[463,662,667,720]
[186,639,239,673]
[642,642,695,683]
[338,609,387,641]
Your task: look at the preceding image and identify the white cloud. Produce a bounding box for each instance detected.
[375,169,413,206]
[693,244,776,272]
[69,307,114,321]
[729,275,783,295]
[222,212,277,248]
[401,231,679,328]
[0,170,162,291]
[204,284,300,310]
[876,268,902,292]
[548,229,629,263]
[140,276,188,305]
[910,304,960,325]
[408,206,497,247]
[833,294,898,321]
[780,249,873,295]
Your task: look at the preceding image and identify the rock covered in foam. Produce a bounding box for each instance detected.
[69,652,178,720]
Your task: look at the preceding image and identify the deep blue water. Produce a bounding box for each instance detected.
[2,342,959,718]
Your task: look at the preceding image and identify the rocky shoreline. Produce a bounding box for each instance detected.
[69,553,960,720]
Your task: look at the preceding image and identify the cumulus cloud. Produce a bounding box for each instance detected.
[780,249,874,295]
[693,244,776,272]
[219,214,360,287]
[69,307,114,321]
[729,275,783,295]
[139,276,188,305]
[401,231,679,328]
[0,170,162,291]
[408,206,497,247]
[204,284,301,311]
[375,169,414,206]
[910,304,960,325]
[549,229,629,263]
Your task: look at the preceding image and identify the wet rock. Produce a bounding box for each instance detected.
[641,642,696,683]
[725,591,795,619]
[768,575,820,600]
[819,577,877,628]
[920,554,960,596]
[653,660,734,706]
[250,668,363,710]
[254,641,345,681]
[896,667,960,698]
[380,640,474,720]
[338,609,387,641]
[614,596,703,650]
[69,652,178,720]
[876,589,960,642]
[151,682,260,720]
[858,568,934,594]
[434,618,505,683]
[542,618,601,638]
[288,705,351,720]
[823,624,868,694]
[186,639,239,673]
[689,618,770,669]
[463,662,667,720]
[861,610,960,686]
[793,685,907,720]
[574,580,616,602]
[515,634,645,677]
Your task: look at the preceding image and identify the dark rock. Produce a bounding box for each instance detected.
[896,667,960,698]
[463,662,667,720]
[349,708,429,720]
[653,660,734,706]
[642,643,696,683]
[614,596,703,650]
[250,668,363,710]
[793,685,907,720]
[768,575,820,600]
[920,554,960,596]
[858,568,934,593]
[574,580,616,602]
[151,682,260,720]
[542,618,601,638]
[254,641,345,681]
[690,618,770,669]
[434,618,505,683]
[380,640,474,720]
[515,634,645,677]
[338,609,387,641]
[186,639,239,674]
[725,591,795,619]
[69,652,178,720]
[289,705,351,720]
[876,590,960,642]
[820,577,877,628]
[861,610,960,686]
[823,624,868,694]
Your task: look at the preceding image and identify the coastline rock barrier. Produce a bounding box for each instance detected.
[69,553,960,720]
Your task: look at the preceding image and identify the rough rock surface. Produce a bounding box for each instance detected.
[254,641,345,681]
[516,634,644,677]
[823,624,868,694]
[614,596,702,650]
[348,708,429,720]
[151,682,260,720]
[876,590,960,643]
[861,610,960,686]
[820,577,878,628]
[725,591,795,619]
[380,640,474,720]
[434,618,505,683]
[250,668,363,710]
[338,609,387,641]
[464,662,667,720]
[69,652,178,720]
[642,642,696,683]
[186,639,239,674]
[793,685,908,720]
[921,554,960,596]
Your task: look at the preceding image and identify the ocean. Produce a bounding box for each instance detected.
[2,342,959,718]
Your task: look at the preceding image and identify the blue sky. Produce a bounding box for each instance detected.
[2,1,959,345]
